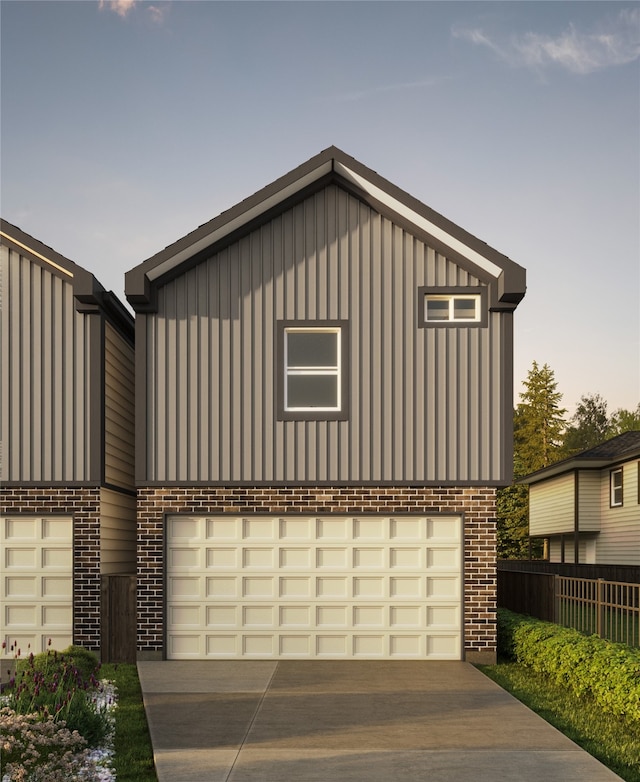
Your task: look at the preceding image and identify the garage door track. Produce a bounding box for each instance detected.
[137,660,622,782]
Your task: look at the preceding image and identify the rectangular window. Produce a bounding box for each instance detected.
[610,468,623,507]
[277,321,348,421]
[418,287,487,327]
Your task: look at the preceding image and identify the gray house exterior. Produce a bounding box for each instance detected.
[126,147,526,662]
[523,431,640,565]
[1,220,136,659]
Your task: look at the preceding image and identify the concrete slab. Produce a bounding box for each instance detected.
[138,661,623,782]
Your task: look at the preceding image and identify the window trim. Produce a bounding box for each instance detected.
[418,286,487,328]
[610,467,623,507]
[276,320,349,421]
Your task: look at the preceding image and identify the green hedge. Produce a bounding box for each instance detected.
[498,608,640,725]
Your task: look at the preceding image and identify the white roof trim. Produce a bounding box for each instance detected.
[335,162,503,279]
[147,161,334,282]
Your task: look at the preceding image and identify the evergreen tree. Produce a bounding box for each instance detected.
[497,361,566,559]
[563,393,610,454]
[514,361,567,473]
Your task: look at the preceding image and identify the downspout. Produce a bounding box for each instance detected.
[574,469,580,564]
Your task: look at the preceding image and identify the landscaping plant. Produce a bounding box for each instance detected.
[4,641,111,747]
[497,609,640,724]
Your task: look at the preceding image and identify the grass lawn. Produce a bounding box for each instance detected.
[479,661,640,782]
[100,663,158,782]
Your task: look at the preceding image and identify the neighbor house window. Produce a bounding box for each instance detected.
[277,321,348,421]
[610,468,623,507]
[418,287,487,327]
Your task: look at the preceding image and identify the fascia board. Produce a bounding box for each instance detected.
[334,161,504,280]
[144,160,333,283]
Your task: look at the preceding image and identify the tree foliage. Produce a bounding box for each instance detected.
[498,361,566,559]
[564,396,640,455]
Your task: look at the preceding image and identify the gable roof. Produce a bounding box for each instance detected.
[520,430,640,485]
[1,218,134,339]
[125,146,526,313]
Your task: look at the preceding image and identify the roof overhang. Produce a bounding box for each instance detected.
[519,447,640,485]
[125,147,526,313]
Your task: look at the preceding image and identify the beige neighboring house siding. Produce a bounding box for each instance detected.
[100,488,136,574]
[576,470,601,531]
[0,243,92,482]
[548,536,597,564]
[529,473,575,536]
[104,322,135,491]
[595,461,640,566]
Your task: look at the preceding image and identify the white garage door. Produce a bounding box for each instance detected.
[166,515,462,660]
[1,516,73,656]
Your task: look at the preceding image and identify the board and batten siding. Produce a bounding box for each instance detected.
[104,323,135,491]
[100,488,136,574]
[141,185,511,485]
[596,461,640,566]
[1,243,94,482]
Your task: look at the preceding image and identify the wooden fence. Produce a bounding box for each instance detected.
[101,574,137,663]
[498,560,640,584]
[497,568,640,648]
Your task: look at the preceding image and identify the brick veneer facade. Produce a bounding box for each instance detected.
[0,487,102,651]
[138,485,498,663]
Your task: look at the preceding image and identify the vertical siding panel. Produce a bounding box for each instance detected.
[392,225,404,480]
[0,247,8,481]
[491,312,503,477]
[74,307,85,481]
[52,276,64,481]
[347,197,361,480]
[273,217,285,480]
[164,287,176,481]
[64,280,75,480]
[178,275,189,481]
[381,219,394,480]
[41,268,53,478]
[369,212,382,480]
[21,257,31,477]
[9,252,22,478]
[359,203,371,481]
[185,269,198,480]
[250,232,263,480]
[242,238,254,481]
[209,258,220,481]
[197,262,209,481]
[231,243,242,481]
[403,233,414,482]
[218,249,230,481]
[447,329,458,481]
[413,241,425,481]
[458,328,469,481]
[261,224,273,482]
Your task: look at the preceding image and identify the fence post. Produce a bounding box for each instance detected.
[597,579,605,638]
[554,575,559,624]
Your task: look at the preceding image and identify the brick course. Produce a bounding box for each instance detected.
[0,487,102,651]
[137,485,497,662]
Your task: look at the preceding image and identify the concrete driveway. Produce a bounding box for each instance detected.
[137,660,622,782]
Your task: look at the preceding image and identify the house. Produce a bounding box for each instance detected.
[125,146,526,663]
[522,431,640,565]
[0,220,136,660]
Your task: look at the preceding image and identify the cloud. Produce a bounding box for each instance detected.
[99,0,167,23]
[453,8,640,74]
[99,0,136,18]
[334,76,446,103]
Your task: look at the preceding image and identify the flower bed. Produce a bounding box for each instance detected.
[1,642,117,782]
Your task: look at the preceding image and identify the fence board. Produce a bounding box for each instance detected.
[101,574,137,663]
[497,570,555,621]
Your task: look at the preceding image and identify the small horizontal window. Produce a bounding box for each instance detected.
[418,287,487,328]
[610,468,623,507]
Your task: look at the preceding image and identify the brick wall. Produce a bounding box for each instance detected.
[138,485,497,662]
[0,487,102,651]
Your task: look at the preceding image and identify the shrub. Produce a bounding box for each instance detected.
[0,706,101,782]
[498,609,640,724]
[5,643,110,747]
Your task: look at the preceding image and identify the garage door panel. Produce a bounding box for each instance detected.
[167,515,462,660]
[1,516,73,656]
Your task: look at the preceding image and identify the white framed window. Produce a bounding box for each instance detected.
[278,321,348,420]
[610,468,623,507]
[418,287,486,327]
[425,294,480,322]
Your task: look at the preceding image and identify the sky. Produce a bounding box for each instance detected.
[1,0,639,417]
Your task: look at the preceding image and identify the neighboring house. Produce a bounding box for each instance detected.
[522,431,640,565]
[125,146,526,663]
[0,220,136,660]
